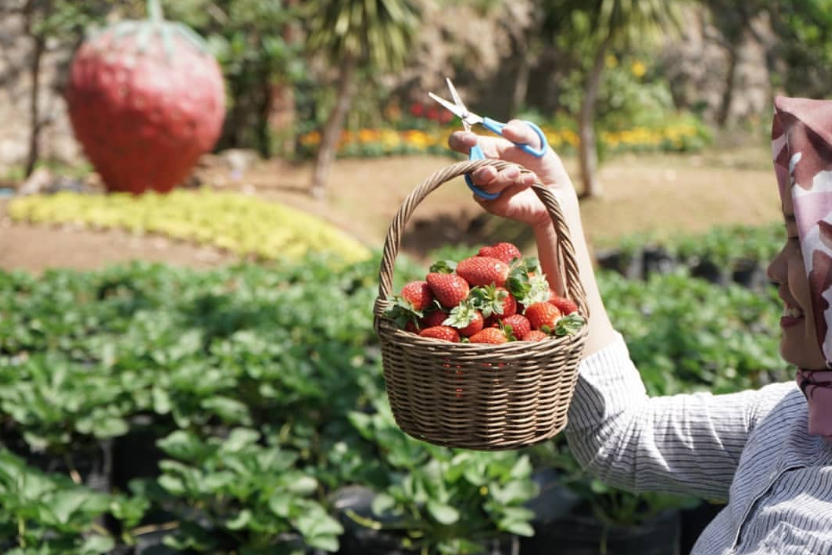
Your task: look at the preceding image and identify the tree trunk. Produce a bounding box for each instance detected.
[310,54,358,201]
[512,51,531,115]
[24,0,47,178]
[578,34,611,199]
[717,40,739,128]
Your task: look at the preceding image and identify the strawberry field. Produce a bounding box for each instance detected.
[0,220,789,555]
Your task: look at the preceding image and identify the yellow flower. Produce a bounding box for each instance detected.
[605,55,618,68]
[358,129,379,144]
[630,60,647,78]
[299,131,321,147]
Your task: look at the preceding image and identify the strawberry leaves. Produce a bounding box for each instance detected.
[553,314,586,336]
[468,284,509,319]
[507,257,549,307]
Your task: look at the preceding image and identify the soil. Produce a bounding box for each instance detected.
[0,145,781,274]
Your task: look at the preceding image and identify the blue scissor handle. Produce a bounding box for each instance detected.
[465,119,548,200]
[465,143,500,200]
[482,118,548,158]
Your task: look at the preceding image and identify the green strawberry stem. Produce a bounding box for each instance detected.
[147,0,164,23]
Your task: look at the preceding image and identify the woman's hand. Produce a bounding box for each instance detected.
[450,119,618,358]
[448,120,576,228]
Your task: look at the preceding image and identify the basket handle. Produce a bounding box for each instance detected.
[373,158,589,325]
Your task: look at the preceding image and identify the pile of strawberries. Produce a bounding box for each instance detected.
[385,242,585,344]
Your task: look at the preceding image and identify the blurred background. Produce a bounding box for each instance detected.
[0,1,828,554]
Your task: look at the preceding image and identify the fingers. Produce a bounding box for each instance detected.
[500,119,542,150]
[469,163,535,198]
[448,130,479,155]
[448,122,548,164]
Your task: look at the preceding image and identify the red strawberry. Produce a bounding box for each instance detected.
[469,327,510,344]
[549,295,579,315]
[419,326,460,342]
[471,285,517,324]
[443,302,484,337]
[522,330,549,342]
[426,272,470,308]
[500,314,530,341]
[420,310,449,329]
[456,256,510,287]
[401,281,433,311]
[458,312,485,337]
[478,242,522,264]
[525,302,562,331]
[65,7,225,194]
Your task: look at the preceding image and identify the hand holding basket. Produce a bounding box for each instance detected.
[373,159,589,451]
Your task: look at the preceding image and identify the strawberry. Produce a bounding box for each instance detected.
[549,295,579,315]
[401,281,434,312]
[500,314,531,341]
[478,242,522,264]
[65,5,225,194]
[469,327,510,344]
[419,326,460,342]
[426,272,470,308]
[456,256,510,287]
[443,301,484,337]
[470,285,516,322]
[525,302,562,331]
[458,312,485,337]
[522,330,549,342]
[420,310,449,329]
[386,280,435,330]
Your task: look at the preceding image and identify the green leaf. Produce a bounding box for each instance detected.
[79,534,116,555]
[158,474,186,495]
[222,427,261,452]
[269,493,291,517]
[152,386,172,414]
[93,415,129,438]
[50,489,90,524]
[427,500,459,525]
[202,395,252,424]
[226,509,252,530]
[554,313,586,336]
[295,508,345,540]
[371,492,396,516]
[501,519,534,537]
[157,430,207,462]
[287,475,318,496]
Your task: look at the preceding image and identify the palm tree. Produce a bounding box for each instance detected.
[544,0,682,198]
[306,0,421,200]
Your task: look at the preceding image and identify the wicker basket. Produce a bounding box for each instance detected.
[373,158,589,451]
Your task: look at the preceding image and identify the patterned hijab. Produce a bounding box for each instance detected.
[771,96,832,367]
[772,96,832,436]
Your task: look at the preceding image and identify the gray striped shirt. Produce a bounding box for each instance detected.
[565,334,832,554]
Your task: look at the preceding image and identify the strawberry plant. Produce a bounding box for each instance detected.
[0,225,792,551]
[153,428,343,553]
[348,401,538,554]
[0,449,146,554]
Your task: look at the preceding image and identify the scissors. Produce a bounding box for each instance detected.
[428,78,548,200]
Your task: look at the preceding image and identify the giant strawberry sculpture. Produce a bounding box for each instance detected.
[65,0,225,195]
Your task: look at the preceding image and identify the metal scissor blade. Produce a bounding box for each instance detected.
[446,78,466,114]
[428,92,466,119]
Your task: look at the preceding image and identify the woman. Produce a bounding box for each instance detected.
[449,97,832,553]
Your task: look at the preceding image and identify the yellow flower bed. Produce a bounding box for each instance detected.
[298,121,707,158]
[8,190,372,264]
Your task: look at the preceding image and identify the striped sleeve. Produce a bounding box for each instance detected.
[564,333,794,501]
